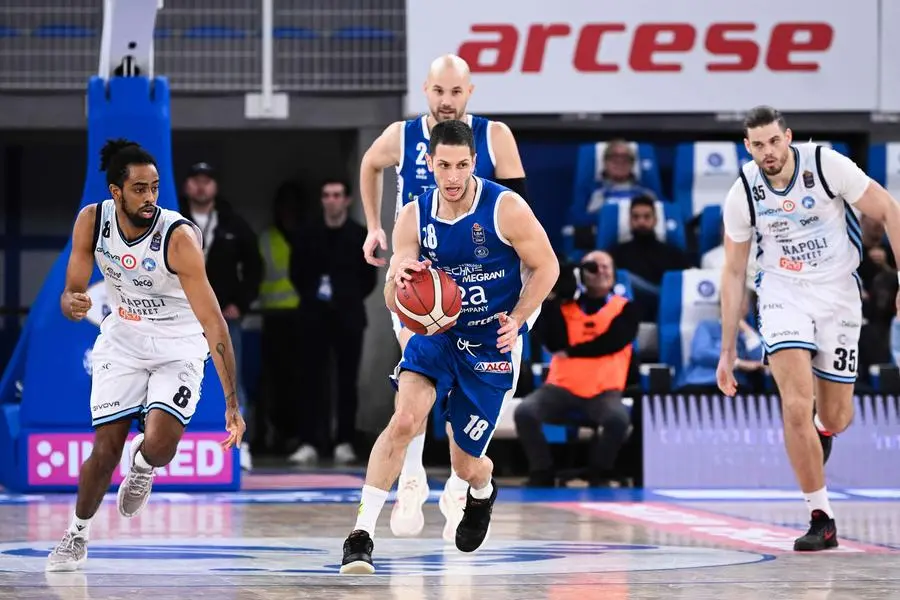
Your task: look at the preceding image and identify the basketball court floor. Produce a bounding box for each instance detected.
[1,472,899,599]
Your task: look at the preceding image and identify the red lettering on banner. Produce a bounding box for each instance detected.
[458,22,835,74]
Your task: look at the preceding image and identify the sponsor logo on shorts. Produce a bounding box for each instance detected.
[474,361,512,373]
[761,303,783,310]
[840,320,860,328]
[770,330,800,339]
[779,256,803,272]
[92,400,121,412]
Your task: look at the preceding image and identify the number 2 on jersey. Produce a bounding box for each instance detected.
[415,142,428,166]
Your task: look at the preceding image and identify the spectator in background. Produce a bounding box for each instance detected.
[514,251,637,487]
[257,182,302,456]
[859,214,896,292]
[179,162,262,471]
[611,196,692,320]
[565,140,658,254]
[680,287,764,393]
[289,178,377,466]
[858,214,898,383]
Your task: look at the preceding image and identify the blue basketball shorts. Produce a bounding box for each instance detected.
[390,332,523,457]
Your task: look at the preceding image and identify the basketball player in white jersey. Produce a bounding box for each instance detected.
[357,54,529,541]
[46,139,245,571]
[717,106,900,551]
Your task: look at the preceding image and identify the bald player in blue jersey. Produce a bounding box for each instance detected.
[341,120,558,574]
[358,54,530,542]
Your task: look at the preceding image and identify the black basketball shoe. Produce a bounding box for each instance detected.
[456,479,498,553]
[339,530,375,574]
[813,408,833,465]
[793,509,838,551]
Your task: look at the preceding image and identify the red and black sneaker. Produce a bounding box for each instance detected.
[793,509,838,551]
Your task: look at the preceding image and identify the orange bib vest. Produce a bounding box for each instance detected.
[546,296,632,398]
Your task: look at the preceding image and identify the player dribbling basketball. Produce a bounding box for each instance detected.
[339,120,558,574]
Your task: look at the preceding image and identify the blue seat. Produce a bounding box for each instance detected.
[184,26,247,40]
[595,200,686,252]
[332,27,394,40]
[698,205,724,257]
[0,27,19,38]
[274,27,318,40]
[572,142,663,211]
[868,143,900,197]
[673,142,751,223]
[657,269,723,383]
[33,25,95,38]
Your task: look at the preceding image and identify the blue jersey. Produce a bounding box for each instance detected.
[395,114,496,222]
[415,176,532,341]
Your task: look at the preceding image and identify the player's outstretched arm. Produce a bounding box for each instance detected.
[61,204,97,321]
[490,121,526,179]
[361,121,403,266]
[167,225,245,449]
[384,202,425,312]
[498,193,559,329]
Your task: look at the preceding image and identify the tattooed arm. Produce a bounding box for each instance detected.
[166,224,245,447]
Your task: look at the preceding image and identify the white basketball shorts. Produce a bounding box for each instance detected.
[89,320,209,428]
[757,272,862,383]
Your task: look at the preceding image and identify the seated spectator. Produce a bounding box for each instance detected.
[859,214,896,292]
[514,251,638,487]
[611,196,692,320]
[679,287,764,393]
[566,140,658,253]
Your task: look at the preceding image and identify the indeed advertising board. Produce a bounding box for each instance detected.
[23,432,237,490]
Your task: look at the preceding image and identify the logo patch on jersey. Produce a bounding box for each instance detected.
[474,246,489,259]
[142,258,157,272]
[781,200,796,213]
[800,216,819,227]
[117,307,142,322]
[121,254,137,270]
[779,257,803,272]
[471,223,486,245]
[132,275,153,288]
[150,232,162,251]
[802,170,815,188]
[802,196,816,209]
[697,280,716,298]
[474,361,512,373]
[104,267,121,280]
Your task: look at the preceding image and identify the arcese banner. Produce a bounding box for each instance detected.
[406,0,886,115]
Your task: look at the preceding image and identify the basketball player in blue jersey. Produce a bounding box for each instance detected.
[340,120,558,574]
[358,53,530,542]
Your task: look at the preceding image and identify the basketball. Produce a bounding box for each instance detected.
[394,268,462,335]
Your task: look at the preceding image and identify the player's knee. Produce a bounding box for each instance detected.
[782,396,815,431]
[389,409,421,443]
[450,456,480,483]
[818,404,854,434]
[139,436,179,467]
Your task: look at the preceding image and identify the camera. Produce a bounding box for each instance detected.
[552,256,579,301]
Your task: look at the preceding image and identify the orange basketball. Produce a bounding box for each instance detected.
[394,268,462,335]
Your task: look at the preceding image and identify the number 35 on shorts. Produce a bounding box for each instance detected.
[832,347,857,373]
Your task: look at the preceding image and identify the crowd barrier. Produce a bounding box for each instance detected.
[643,394,900,489]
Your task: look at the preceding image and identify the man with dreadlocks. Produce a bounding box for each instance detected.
[46,138,245,572]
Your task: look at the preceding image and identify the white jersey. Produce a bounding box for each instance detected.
[723,143,871,284]
[93,199,204,337]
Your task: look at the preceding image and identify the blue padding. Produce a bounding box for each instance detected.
[657,271,685,370]
[33,25,95,38]
[698,205,723,256]
[274,27,318,40]
[153,28,173,39]
[3,77,225,432]
[869,144,888,186]
[0,27,18,38]
[184,26,246,39]
[829,142,849,157]
[613,269,634,300]
[332,27,394,40]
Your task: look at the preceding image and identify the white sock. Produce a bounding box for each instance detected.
[803,487,833,518]
[401,434,427,479]
[68,513,91,538]
[470,480,493,500]
[354,485,389,537]
[446,469,468,495]
[133,450,153,472]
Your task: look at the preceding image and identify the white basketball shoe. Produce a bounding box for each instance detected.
[439,482,468,544]
[46,531,87,572]
[390,473,430,537]
[117,433,155,518]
